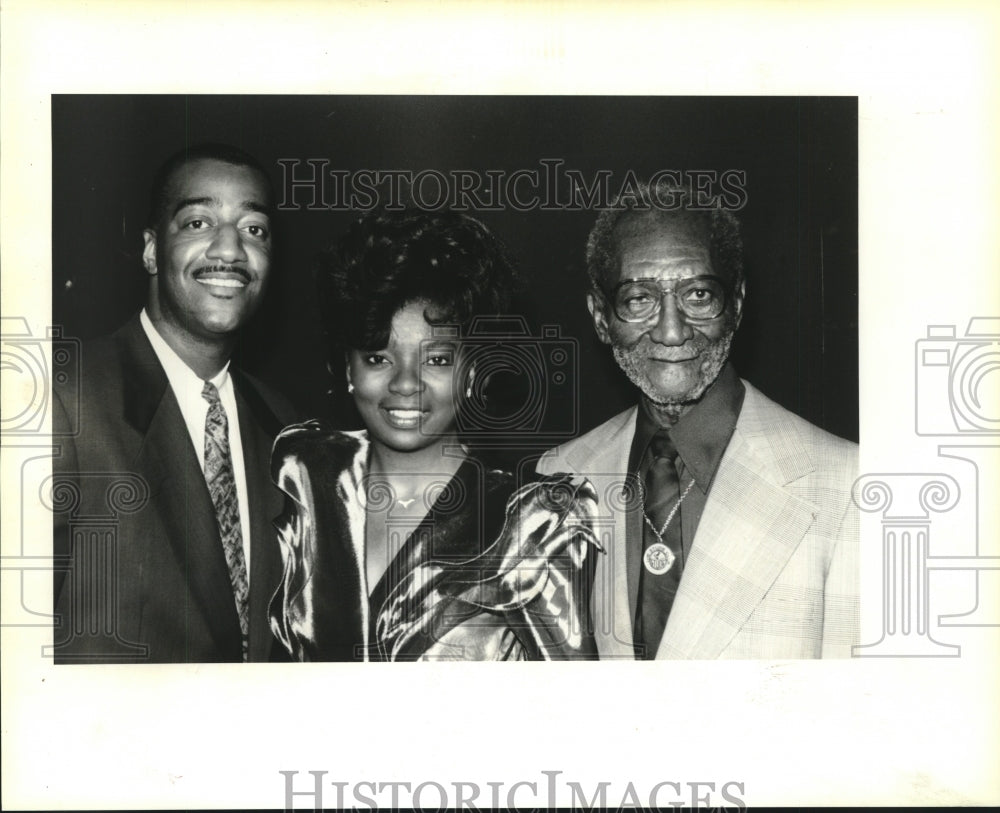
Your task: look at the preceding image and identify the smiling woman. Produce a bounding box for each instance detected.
[347,302,463,458]
[267,208,604,661]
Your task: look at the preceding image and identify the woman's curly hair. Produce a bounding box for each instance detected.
[317,208,517,352]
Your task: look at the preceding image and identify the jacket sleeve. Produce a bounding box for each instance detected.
[503,474,604,660]
[268,424,369,662]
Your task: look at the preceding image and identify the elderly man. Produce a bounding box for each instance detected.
[538,182,859,659]
[52,143,296,663]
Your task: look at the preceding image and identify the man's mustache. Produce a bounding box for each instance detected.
[637,335,712,362]
[193,265,251,283]
[630,321,738,359]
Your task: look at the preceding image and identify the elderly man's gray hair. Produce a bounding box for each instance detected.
[584,178,745,297]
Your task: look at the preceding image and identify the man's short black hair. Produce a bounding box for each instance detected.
[146,142,272,229]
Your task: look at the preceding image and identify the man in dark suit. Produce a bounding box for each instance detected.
[52,143,296,663]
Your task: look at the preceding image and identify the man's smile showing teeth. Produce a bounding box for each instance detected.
[196,277,246,288]
[194,268,251,291]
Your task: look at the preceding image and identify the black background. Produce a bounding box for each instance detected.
[52,95,858,461]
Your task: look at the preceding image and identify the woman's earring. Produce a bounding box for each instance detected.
[347,382,355,394]
[465,367,475,399]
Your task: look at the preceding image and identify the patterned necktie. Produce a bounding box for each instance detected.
[636,429,684,660]
[202,380,249,661]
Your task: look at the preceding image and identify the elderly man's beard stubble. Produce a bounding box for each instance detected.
[612,326,736,412]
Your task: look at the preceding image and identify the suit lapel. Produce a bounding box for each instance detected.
[118,318,242,658]
[561,407,638,660]
[233,377,285,661]
[117,317,170,436]
[657,386,818,659]
[132,379,243,656]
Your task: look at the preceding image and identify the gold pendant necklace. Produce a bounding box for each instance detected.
[636,476,696,575]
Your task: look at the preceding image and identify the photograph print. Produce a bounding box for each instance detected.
[49,94,858,663]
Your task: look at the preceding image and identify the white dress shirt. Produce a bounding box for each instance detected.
[140,309,252,577]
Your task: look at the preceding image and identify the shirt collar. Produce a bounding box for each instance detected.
[139,308,230,393]
[632,362,745,492]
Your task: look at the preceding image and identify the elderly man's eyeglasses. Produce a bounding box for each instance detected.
[607,276,728,323]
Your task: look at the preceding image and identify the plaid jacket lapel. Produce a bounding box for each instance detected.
[551,407,638,659]
[657,383,819,659]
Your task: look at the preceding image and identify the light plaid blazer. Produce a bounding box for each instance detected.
[537,380,859,659]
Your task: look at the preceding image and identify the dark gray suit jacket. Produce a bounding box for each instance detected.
[52,315,297,663]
